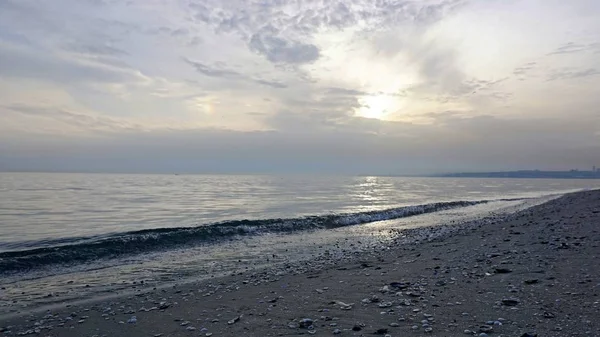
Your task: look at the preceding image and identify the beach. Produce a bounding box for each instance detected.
[1,189,599,336]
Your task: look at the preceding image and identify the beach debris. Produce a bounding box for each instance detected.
[365,295,380,303]
[127,316,137,324]
[186,326,196,331]
[405,291,420,297]
[501,298,520,306]
[425,327,433,332]
[543,311,555,318]
[227,315,242,325]
[378,301,393,308]
[158,301,170,310]
[299,318,314,329]
[352,323,364,331]
[389,322,400,327]
[479,325,493,333]
[390,281,410,289]
[494,267,512,274]
[524,279,539,284]
[331,300,354,310]
[332,328,341,334]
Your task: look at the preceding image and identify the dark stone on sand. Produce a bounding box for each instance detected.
[501,298,520,306]
[299,318,314,328]
[494,268,512,274]
[520,333,538,337]
[479,325,493,333]
[389,281,410,289]
[352,325,362,331]
[524,279,539,284]
[375,328,389,334]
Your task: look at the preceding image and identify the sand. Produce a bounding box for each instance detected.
[1,190,599,337]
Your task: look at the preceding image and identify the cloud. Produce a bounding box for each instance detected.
[183,58,241,78]
[254,79,288,89]
[4,103,139,132]
[249,33,320,64]
[3,113,599,174]
[0,42,146,85]
[183,57,288,89]
[2,0,600,173]
[513,62,537,76]
[64,43,128,56]
[547,68,600,81]
[547,42,598,56]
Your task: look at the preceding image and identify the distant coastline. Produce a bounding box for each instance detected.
[434,170,600,179]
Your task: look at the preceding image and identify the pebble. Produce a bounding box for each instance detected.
[299,318,314,328]
[479,325,493,333]
[501,298,520,306]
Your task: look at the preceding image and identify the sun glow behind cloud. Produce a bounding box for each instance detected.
[0,0,600,173]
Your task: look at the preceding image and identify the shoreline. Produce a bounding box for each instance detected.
[1,190,599,336]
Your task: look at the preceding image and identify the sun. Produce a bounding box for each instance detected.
[356,94,396,119]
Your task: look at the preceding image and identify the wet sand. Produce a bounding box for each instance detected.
[1,190,599,336]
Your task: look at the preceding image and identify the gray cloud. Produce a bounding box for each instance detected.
[65,43,128,56]
[186,0,464,66]
[3,113,599,174]
[0,43,143,84]
[547,68,600,81]
[183,57,288,89]
[325,87,368,96]
[183,58,241,78]
[513,62,537,76]
[249,33,320,64]
[2,0,600,174]
[254,79,288,89]
[547,42,598,56]
[5,104,139,131]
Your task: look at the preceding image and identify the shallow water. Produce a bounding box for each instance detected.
[1,173,597,251]
[0,173,598,314]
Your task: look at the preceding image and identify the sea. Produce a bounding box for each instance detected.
[0,172,598,315]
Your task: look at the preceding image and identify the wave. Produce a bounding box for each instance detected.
[0,200,493,273]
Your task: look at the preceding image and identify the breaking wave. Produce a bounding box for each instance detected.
[0,199,495,273]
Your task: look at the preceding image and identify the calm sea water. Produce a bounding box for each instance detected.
[0,172,598,252]
[0,173,598,315]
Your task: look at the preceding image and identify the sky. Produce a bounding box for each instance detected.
[0,0,599,174]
